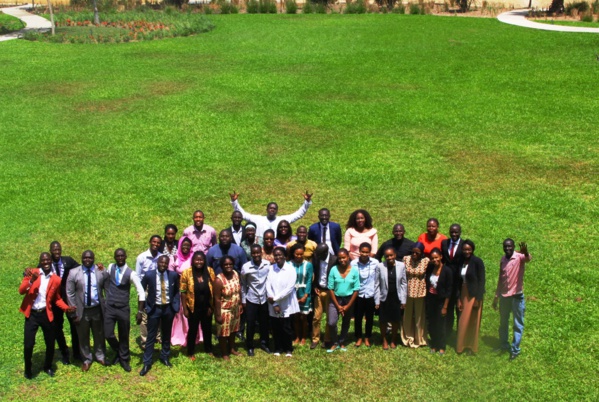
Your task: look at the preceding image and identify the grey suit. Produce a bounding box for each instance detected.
[66,265,108,364]
[375,260,408,305]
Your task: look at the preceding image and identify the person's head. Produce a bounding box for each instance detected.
[157,255,169,273]
[426,218,440,237]
[180,237,192,255]
[392,224,405,241]
[192,210,205,229]
[462,239,475,260]
[191,251,206,270]
[318,208,331,226]
[231,211,243,228]
[358,242,371,264]
[290,243,305,264]
[430,248,443,267]
[337,248,350,267]
[315,243,329,260]
[384,247,397,265]
[39,252,53,274]
[503,238,515,259]
[276,220,292,239]
[49,241,62,262]
[220,256,236,275]
[411,242,424,261]
[250,244,262,265]
[164,224,178,244]
[296,225,308,243]
[449,224,462,242]
[82,250,95,268]
[114,248,127,267]
[347,209,373,230]
[266,202,279,220]
[245,223,257,242]
[149,235,162,253]
[219,229,232,247]
[263,229,275,249]
[273,247,287,267]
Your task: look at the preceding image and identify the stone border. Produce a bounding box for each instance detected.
[497,9,599,32]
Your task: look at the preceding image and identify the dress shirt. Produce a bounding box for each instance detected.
[497,252,532,297]
[182,224,217,254]
[230,226,244,245]
[231,199,312,238]
[155,270,170,305]
[351,257,379,298]
[107,263,146,301]
[135,249,162,280]
[448,239,461,259]
[206,243,248,274]
[328,266,360,297]
[84,266,100,307]
[266,262,299,317]
[240,259,271,304]
[320,223,334,255]
[32,271,53,310]
[318,254,330,289]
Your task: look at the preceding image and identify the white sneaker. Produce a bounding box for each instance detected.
[273,352,281,356]
[285,353,292,357]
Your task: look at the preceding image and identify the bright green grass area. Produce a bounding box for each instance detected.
[0,12,25,34]
[534,18,599,27]
[0,14,598,400]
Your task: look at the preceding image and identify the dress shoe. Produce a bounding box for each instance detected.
[111,355,120,366]
[139,365,152,376]
[81,362,91,372]
[236,332,246,342]
[159,357,172,367]
[61,355,71,365]
[97,360,108,366]
[119,359,132,372]
[259,344,271,354]
[44,368,55,377]
[310,342,318,350]
[247,349,255,357]
[510,353,519,361]
[24,371,33,380]
[73,352,83,361]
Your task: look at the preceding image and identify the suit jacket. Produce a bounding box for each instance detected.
[141,270,180,315]
[19,269,69,321]
[311,254,337,292]
[441,238,464,295]
[456,255,486,301]
[228,225,246,246]
[425,264,453,299]
[36,256,79,299]
[308,221,342,255]
[66,265,109,321]
[375,261,407,305]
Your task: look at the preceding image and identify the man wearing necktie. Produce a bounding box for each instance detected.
[441,224,465,336]
[139,255,180,376]
[66,250,109,372]
[308,208,342,256]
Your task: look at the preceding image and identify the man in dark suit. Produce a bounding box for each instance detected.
[20,252,76,379]
[139,255,180,376]
[66,250,109,372]
[441,224,464,335]
[308,208,342,256]
[229,211,246,246]
[310,243,337,349]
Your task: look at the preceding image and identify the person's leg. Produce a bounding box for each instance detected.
[199,311,213,354]
[498,296,512,351]
[327,300,339,348]
[140,311,148,350]
[228,333,241,356]
[339,300,353,348]
[40,313,56,370]
[159,309,174,361]
[24,316,40,375]
[271,317,283,354]
[426,297,438,351]
[143,313,158,366]
[219,337,230,360]
[67,315,81,360]
[353,297,365,343]
[364,297,375,344]
[293,313,301,344]
[77,313,93,365]
[413,297,427,347]
[300,314,308,344]
[90,308,106,363]
[379,319,389,349]
[104,307,120,356]
[511,294,526,356]
[390,321,399,347]
[257,302,270,349]
[401,297,415,346]
[117,308,131,363]
[311,292,324,344]
[282,316,294,354]
[187,311,200,356]
[52,306,69,359]
[245,301,258,350]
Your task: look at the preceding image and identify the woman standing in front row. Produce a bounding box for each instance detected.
[456,239,485,355]
[290,244,313,346]
[214,256,243,361]
[426,248,452,355]
[376,247,407,350]
[401,242,429,348]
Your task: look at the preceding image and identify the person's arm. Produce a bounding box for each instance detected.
[240,267,248,306]
[399,265,407,307]
[230,193,263,224]
[343,230,350,250]
[19,269,39,294]
[328,270,342,312]
[374,244,385,262]
[441,267,452,316]
[519,242,531,263]
[130,270,147,303]
[237,272,244,315]
[300,263,313,304]
[135,255,143,279]
[370,231,379,257]
[492,260,502,310]
[345,291,359,313]
[179,270,190,317]
[344,269,360,311]
[272,268,297,303]
[475,257,486,305]
[66,271,78,321]
[279,192,313,223]
[374,263,381,308]
[213,277,224,324]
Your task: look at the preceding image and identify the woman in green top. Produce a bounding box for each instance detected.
[291,243,313,346]
[327,248,360,352]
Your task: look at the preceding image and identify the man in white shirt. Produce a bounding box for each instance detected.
[135,235,162,349]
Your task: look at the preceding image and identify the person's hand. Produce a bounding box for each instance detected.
[457,300,463,312]
[274,305,281,315]
[303,190,313,202]
[337,305,345,315]
[299,296,307,304]
[375,304,380,310]
[239,304,244,315]
[30,269,40,282]
[24,268,34,277]
[96,263,105,271]
[66,306,76,314]
[519,242,528,256]
[183,307,190,318]
[400,304,405,310]
[441,307,447,317]
[136,311,143,325]
[473,300,480,309]
[268,297,274,304]
[207,307,213,317]
[314,288,320,296]
[492,297,498,311]
[229,191,239,202]
[215,314,224,325]
[74,316,81,324]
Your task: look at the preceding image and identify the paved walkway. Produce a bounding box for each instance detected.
[0,4,51,42]
[498,9,599,33]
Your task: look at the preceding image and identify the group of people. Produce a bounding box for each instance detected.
[19,191,532,379]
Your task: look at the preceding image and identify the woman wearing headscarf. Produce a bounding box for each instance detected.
[344,209,378,260]
[401,242,430,348]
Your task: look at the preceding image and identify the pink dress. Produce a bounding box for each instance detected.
[344,227,378,260]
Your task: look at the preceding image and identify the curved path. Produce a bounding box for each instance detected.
[498,9,599,33]
[0,4,51,42]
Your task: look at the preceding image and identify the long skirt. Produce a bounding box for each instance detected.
[171,304,202,346]
[456,284,483,353]
[401,297,427,348]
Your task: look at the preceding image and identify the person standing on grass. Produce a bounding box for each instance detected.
[351,242,379,348]
[290,243,313,346]
[417,218,448,257]
[274,220,296,247]
[159,224,179,257]
[344,209,378,260]
[441,223,464,336]
[492,239,531,361]
[240,222,263,260]
[240,244,272,356]
[375,247,407,350]
[375,224,415,262]
[308,208,342,256]
[266,247,299,357]
[135,235,163,350]
[287,225,318,261]
[228,211,246,246]
[140,255,180,376]
[103,248,145,372]
[214,256,243,361]
[425,248,452,356]
[206,229,247,275]
[261,229,276,264]
[401,242,429,348]
[20,252,76,379]
[183,210,217,254]
[311,243,336,349]
[229,190,313,239]
[327,248,359,353]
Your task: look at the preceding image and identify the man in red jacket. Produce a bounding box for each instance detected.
[19,252,75,379]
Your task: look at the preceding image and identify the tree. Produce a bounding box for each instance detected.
[46,0,55,35]
[548,0,564,13]
[91,0,100,25]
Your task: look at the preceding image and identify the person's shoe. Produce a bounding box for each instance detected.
[189,355,196,361]
[111,355,120,366]
[73,352,83,362]
[97,360,108,367]
[285,353,292,357]
[81,362,91,372]
[61,354,71,365]
[259,344,271,354]
[493,347,508,355]
[159,357,172,367]
[236,332,246,342]
[273,352,281,356]
[44,368,55,377]
[510,352,519,361]
[120,359,132,372]
[310,342,318,350]
[139,365,151,376]
[364,338,371,347]
[24,370,33,380]
[247,349,255,357]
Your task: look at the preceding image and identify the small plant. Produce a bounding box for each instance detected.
[285,0,298,13]
[392,3,406,13]
[565,1,590,15]
[246,0,259,13]
[580,11,593,20]
[409,2,421,14]
[303,1,314,13]
[220,0,238,14]
[345,0,367,13]
[593,0,599,13]
[315,2,327,13]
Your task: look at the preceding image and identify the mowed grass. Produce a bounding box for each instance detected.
[0,12,24,33]
[0,14,598,400]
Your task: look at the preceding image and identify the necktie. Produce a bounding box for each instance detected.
[54,262,60,277]
[161,273,167,305]
[86,269,92,306]
[115,267,121,286]
[450,242,455,260]
[322,225,327,244]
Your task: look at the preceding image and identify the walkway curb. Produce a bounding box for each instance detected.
[498,9,599,33]
[0,4,51,42]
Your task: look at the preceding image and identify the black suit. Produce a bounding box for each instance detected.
[426,264,453,351]
[441,238,464,334]
[228,225,246,246]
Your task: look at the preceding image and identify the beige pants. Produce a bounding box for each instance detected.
[401,297,427,348]
[312,289,330,344]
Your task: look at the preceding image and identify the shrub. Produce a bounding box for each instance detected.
[303,1,314,13]
[345,0,367,13]
[315,2,327,12]
[409,2,420,13]
[565,1,589,15]
[392,3,406,13]
[220,1,238,14]
[580,11,593,20]
[592,0,599,12]
[246,0,259,13]
[259,0,277,13]
[285,0,298,13]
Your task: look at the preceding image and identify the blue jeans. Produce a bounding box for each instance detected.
[499,294,525,355]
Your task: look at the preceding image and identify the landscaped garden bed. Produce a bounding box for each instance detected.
[0,10,25,34]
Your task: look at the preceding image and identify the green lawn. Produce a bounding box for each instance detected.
[0,13,598,400]
[0,12,24,34]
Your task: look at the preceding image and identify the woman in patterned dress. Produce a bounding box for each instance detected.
[401,242,430,348]
[290,244,313,346]
[214,255,243,360]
